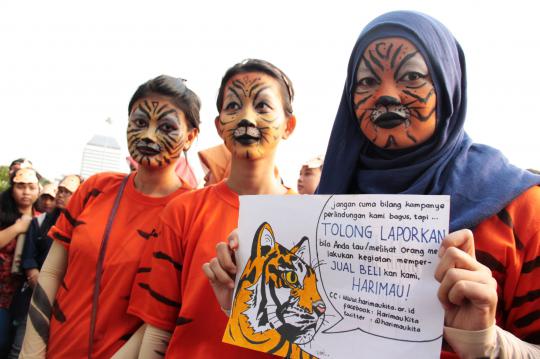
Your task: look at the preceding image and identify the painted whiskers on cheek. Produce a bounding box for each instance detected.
[354,39,436,149]
[127,100,184,167]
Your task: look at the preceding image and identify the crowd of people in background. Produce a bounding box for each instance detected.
[0,9,538,359]
[0,160,84,358]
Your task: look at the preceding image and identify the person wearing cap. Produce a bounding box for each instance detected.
[8,159,33,177]
[6,175,83,358]
[0,168,40,356]
[21,175,83,284]
[35,184,57,214]
[297,155,323,194]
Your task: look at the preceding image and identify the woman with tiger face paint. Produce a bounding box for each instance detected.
[21,76,200,359]
[317,11,540,358]
[354,37,436,150]
[128,59,296,358]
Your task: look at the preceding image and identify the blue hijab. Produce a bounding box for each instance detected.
[318,11,540,231]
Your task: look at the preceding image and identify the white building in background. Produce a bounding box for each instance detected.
[80,135,124,178]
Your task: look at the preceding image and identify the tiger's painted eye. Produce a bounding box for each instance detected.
[284,271,298,285]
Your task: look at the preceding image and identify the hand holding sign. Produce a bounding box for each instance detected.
[202,230,239,314]
[435,229,498,331]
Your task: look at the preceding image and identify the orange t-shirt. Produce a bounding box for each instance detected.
[441,186,540,358]
[128,181,294,358]
[47,172,190,358]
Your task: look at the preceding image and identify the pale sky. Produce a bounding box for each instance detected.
[1,0,539,187]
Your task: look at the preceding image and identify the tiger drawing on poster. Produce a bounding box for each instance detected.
[224,222,326,358]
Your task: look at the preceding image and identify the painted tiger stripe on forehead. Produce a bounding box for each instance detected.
[139,100,152,118]
[229,78,266,99]
[390,44,404,69]
[375,42,393,59]
[368,50,384,71]
[157,109,178,122]
[362,42,419,79]
[136,101,178,120]
[156,102,168,115]
[361,57,381,82]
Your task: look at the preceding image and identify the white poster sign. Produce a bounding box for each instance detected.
[224,194,449,359]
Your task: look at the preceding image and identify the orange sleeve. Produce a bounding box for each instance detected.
[128,214,184,332]
[505,187,540,343]
[474,186,540,344]
[47,175,99,250]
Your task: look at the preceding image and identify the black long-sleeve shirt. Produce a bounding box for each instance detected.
[21,208,61,270]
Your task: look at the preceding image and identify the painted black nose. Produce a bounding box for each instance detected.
[141,138,155,144]
[237,119,255,127]
[375,96,400,107]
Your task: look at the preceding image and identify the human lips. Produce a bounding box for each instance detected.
[372,112,407,129]
[135,142,162,156]
[233,126,261,145]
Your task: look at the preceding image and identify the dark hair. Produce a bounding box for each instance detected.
[0,168,41,227]
[128,75,201,130]
[0,188,20,229]
[216,59,294,117]
[0,171,26,228]
[9,158,31,169]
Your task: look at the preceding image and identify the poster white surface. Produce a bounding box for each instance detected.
[224,194,449,359]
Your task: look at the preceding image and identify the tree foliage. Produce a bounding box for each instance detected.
[0,166,9,192]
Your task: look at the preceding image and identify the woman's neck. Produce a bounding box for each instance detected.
[134,164,182,197]
[226,156,286,195]
[17,205,33,216]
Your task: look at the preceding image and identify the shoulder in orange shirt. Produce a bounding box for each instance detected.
[129,181,295,358]
[47,172,190,358]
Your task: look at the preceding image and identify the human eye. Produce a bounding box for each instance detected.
[255,101,272,113]
[159,121,178,133]
[159,124,173,132]
[132,117,148,127]
[356,76,378,89]
[399,71,426,82]
[224,101,240,111]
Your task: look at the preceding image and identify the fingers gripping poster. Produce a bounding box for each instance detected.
[223,195,449,358]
